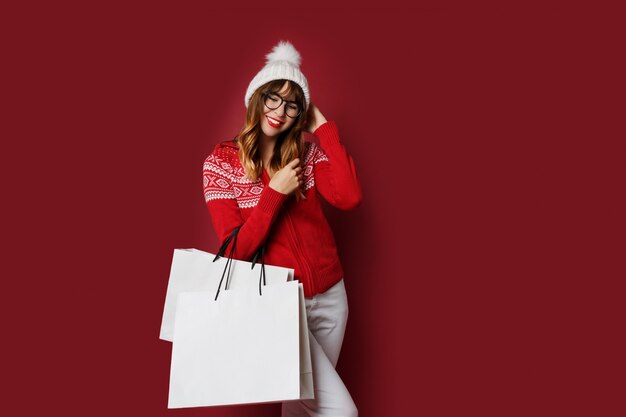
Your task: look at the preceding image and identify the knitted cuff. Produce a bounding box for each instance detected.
[313,120,341,148]
[257,185,289,216]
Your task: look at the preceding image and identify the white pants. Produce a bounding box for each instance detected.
[281,278,358,417]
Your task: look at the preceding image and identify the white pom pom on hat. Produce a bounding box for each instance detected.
[265,40,302,66]
[244,40,310,111]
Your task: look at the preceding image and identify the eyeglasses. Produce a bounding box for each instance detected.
[262,92,302,118]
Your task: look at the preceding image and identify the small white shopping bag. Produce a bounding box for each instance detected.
[159,248,294,342]
[168,280,307,408]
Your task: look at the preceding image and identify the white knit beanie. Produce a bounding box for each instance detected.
[244,40,310,112]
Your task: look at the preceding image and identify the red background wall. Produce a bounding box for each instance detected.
[4,2,622,417]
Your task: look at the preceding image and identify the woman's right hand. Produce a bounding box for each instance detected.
[268,158,303,195]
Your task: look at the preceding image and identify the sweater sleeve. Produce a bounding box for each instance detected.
[312,121,363,210]
[203,147,289,260]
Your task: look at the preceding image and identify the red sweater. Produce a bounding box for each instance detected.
[202,121,362,297]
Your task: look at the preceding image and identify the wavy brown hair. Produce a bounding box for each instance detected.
[234,79,308,201]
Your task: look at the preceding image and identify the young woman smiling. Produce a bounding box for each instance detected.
[203,40,362,417]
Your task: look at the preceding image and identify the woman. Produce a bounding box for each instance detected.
[202,40,362,417]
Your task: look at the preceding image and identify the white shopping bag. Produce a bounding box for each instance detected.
[168,280,311,408]
[159,248,294,342]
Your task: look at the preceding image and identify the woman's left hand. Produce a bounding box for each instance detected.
[303,103,328,134]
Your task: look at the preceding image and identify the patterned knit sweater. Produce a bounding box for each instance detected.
[202,121,362,297]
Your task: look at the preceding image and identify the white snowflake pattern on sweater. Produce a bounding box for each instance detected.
[203,141,329,209]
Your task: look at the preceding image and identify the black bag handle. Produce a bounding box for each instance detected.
[251,245,267,296]
[213,225,240,261]
[212,226,240,301]
[211,226,268,299]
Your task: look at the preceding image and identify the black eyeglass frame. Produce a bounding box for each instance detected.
[261,92,303,119]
